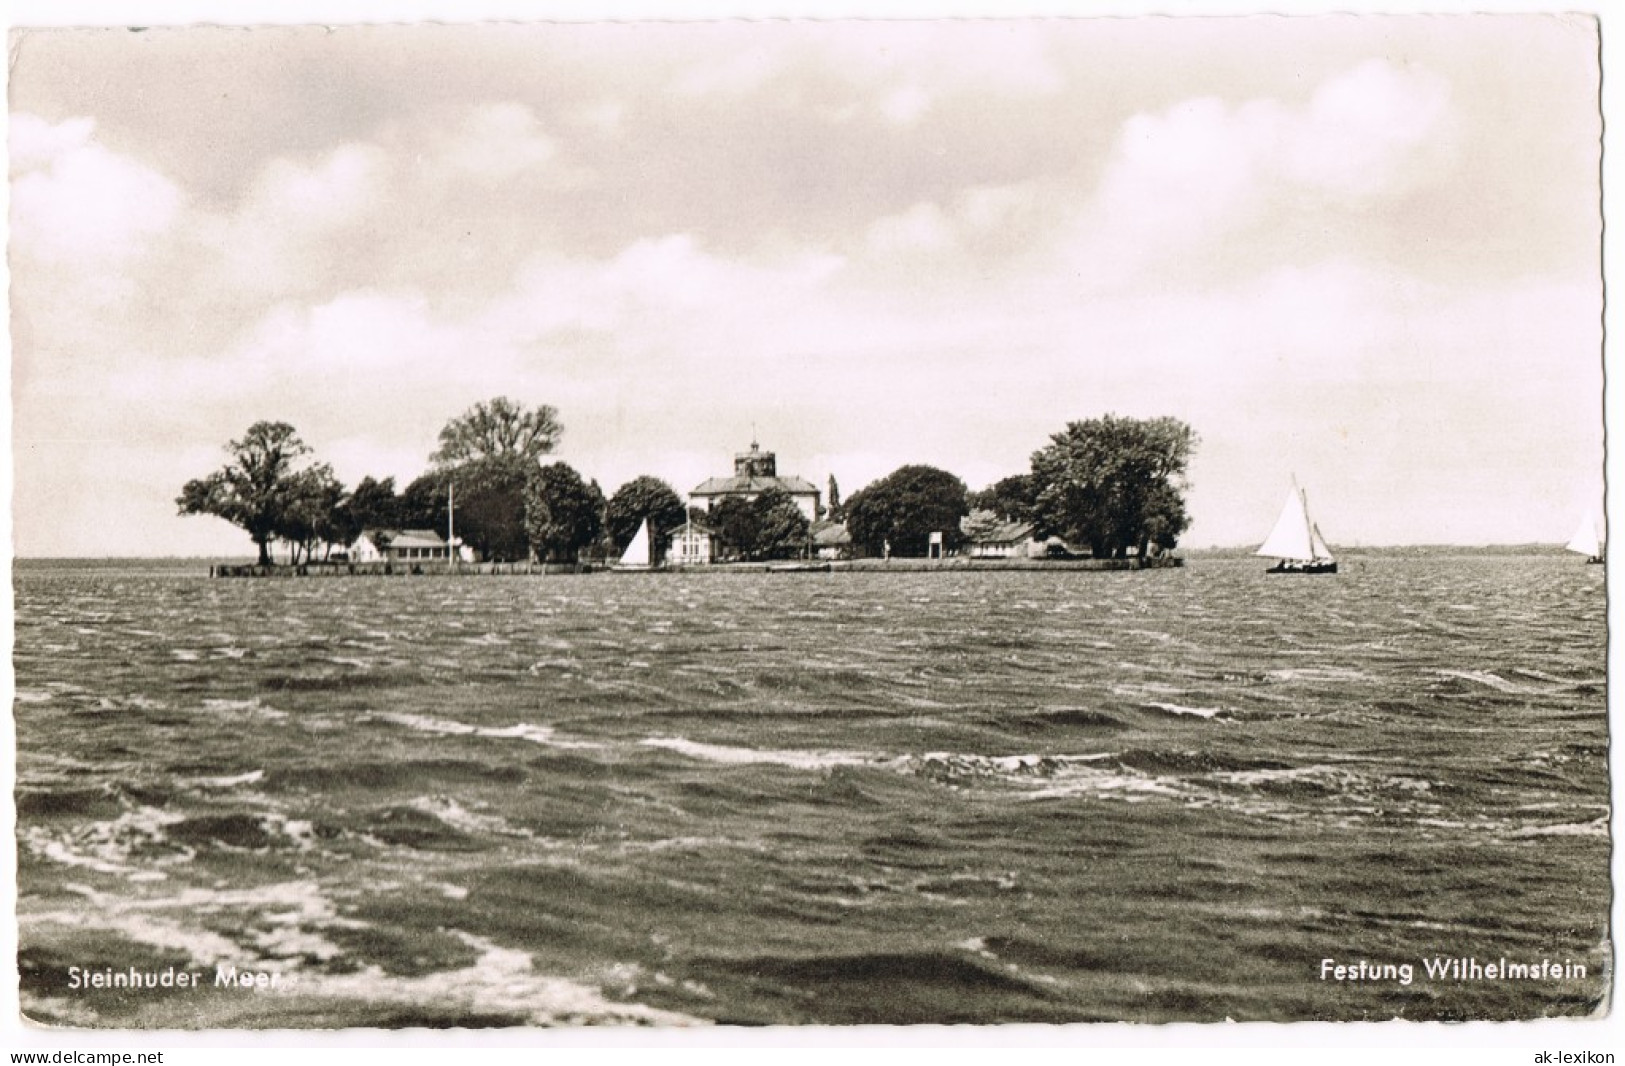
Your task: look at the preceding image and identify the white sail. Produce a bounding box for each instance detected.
[1565,513,1604,558]
[619,519,652,568]
[1256,490,1316,561]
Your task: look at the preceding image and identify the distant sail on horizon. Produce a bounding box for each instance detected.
[1257,483,1337,574]
[1565,511,1605,561]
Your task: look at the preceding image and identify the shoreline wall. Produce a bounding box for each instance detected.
[209,557,1183,578]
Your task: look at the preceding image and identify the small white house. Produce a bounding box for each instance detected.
[352,529,468,564]
[667,520,714,565]
[965,520,1045,559]
[812,520,852,560]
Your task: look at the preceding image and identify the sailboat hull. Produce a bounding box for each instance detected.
[1266,560,1338,575]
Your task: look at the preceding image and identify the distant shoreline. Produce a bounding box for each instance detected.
[11,543,1580,573]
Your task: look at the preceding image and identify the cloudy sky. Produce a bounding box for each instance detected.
[8,13,1603,556]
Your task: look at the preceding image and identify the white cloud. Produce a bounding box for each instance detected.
[10,112,182,265]
[1285,60,1454,196]
[1067,61,1457,286]
[250,142,384,228]
[433,102,556,180]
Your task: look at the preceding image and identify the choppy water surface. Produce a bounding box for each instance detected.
[14,556,1610,1026]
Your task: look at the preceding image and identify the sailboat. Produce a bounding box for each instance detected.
[616,518,654,571]
[1257,483,1338,574]
[1565,512,1605,565]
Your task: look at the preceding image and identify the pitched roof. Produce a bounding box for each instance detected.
[366,528,448,548]
[811,521,851,546]
[691,475,820,497]
[971,521,1035,545]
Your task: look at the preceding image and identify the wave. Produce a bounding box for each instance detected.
[168,811,314,852]
[1115,750,1290,776]
[1012,708,1130,730]
[376,712,603,750]
[906,751,1107,780]
[270,757,527,792]
[1142,701,1225,719]
[286,933,704,1026]
[639,736,872,770]
[1433,669,1540,695]
[194,770,265,789]
[19,805,193,875]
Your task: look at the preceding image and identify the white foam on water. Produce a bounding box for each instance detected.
[1023,767,1189,801]
[461,632,511,646]
[1263,666,1370,684]
[22,806,195,874]
[407,794,529,838]
[379,712,602,750]
[18,995,100,1026]
[201,697,287,720]
[1433,669,1534,695]
[1509,815,1610,838]
[295,932,706,1026]
[640,736,872,770]
[40,880,363,971]
[195,770,265,789]
[1144,701,1224,718]
[1513,667,1606,689]
[14,689,53,703]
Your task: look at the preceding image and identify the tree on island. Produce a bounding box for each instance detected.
[524,462,605,563]
[401,459,533,562]
[407,398,566,562]
[430,396,563,466]
[274,464,350,564]
[960,508,1010,546]
[826,474,843,522]
[1028,415,1196,559]
[347,476,403,532]
[752,488,812,560]
[177,421,317,566]
[606,476,689,552]
[844,465,969,558]
[710,488,810,561]
[968,473,1037,523]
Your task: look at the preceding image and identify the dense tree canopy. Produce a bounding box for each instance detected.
[347,476,402,532]
[710,488,810,561]
[177,421,314,565]
[844,465,969,558]
[524,462,605,563]
[1029,415,1196,559]
[430,396,563,467]
[752,489,813,561]
[606,476,688,552]
[959,508,1009,546]
[273,463,348,564]
[968,474,1037,523]
[402,456,533,562]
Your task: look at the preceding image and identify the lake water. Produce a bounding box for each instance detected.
[13,556,1610,1027]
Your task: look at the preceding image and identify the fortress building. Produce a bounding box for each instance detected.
[689,440,822,521]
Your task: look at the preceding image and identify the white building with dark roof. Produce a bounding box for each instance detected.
[352,529,468,564]
[689,441,822,521]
